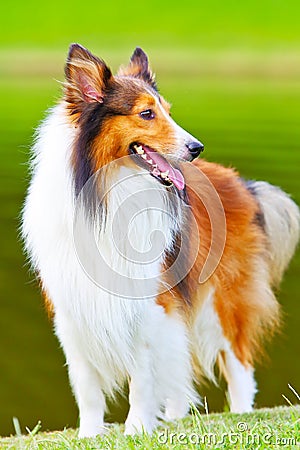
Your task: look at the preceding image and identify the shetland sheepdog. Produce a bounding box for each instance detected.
[22,44,300,438]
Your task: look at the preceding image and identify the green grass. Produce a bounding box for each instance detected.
[1,406,299,449]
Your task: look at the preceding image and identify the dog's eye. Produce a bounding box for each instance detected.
[139,109,155,120]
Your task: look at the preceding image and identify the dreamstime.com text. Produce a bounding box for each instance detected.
[157,422,297,447]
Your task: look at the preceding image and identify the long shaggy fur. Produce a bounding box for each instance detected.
[21,44,300,437]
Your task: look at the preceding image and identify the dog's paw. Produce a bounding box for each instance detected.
[124,414,156,435]
[78,422,109,439]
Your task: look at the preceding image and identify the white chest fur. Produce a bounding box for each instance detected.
[21,106,183,394]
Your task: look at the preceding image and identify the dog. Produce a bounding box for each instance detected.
[22,44,300,438]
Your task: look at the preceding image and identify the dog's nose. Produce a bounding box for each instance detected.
[186,141,204,159]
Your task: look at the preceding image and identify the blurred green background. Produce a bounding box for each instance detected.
[1,0,299,437]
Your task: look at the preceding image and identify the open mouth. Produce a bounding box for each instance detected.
[129,143,185,190]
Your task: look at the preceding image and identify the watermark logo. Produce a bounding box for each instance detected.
[157,423,298,447]
[73,157,226,299]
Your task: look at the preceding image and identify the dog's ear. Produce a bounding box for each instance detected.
[64,44,113,108]
[118,47,157,90]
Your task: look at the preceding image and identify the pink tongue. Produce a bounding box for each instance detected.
[144,148,185,190]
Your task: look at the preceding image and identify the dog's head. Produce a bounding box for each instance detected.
[64,44,204,192]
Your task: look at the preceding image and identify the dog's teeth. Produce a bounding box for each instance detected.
[136,146,144,154]
[141,154,147,160]
[148,159,153,164]
[160,170,170,179]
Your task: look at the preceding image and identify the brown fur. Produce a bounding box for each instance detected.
[118,47,157,89]
[156,160,280,366]
[182,160,280,365]
[64,44,113,121]
[91,91,175,171]
[42,288,55,320]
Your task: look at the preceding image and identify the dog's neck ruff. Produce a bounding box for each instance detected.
[73,163,185,300]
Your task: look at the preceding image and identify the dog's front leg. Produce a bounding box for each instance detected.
[125,340,159,435]
[70,358,107,439]
[55,314,106,438]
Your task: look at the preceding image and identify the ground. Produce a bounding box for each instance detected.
[1,405,299,449]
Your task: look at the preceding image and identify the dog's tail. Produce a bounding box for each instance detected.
[246,181,300,286]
